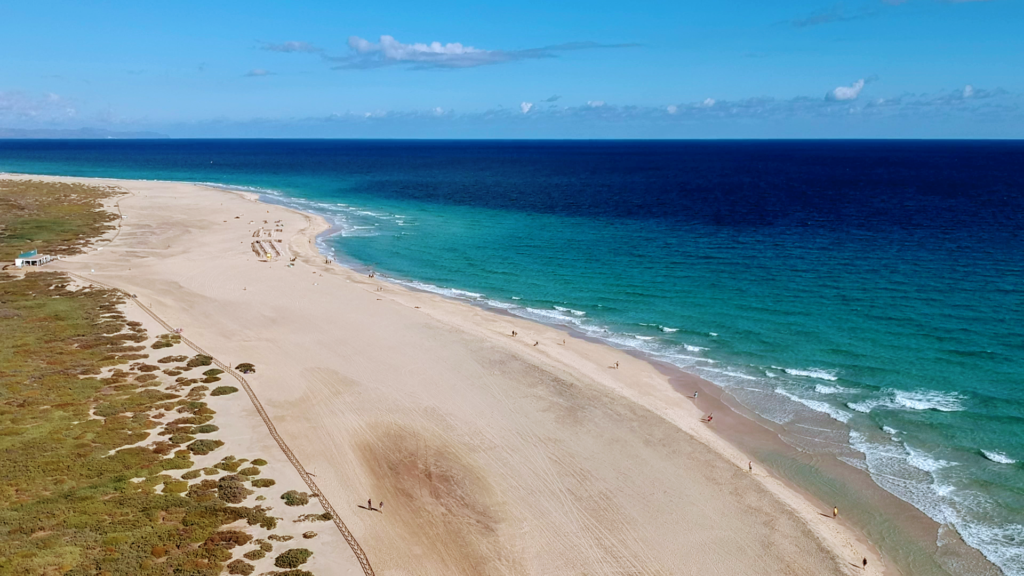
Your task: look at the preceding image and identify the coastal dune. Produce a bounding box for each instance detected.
[27,174,879,575]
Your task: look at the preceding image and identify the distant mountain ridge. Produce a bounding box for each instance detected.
[0,127,168,139]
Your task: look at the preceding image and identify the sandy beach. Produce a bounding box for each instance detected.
[16,173,884,575]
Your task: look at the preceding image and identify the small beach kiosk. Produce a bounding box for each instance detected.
[14,250,53,268]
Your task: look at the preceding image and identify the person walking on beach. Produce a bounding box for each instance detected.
[379,501,384,512]
[368,498,373,510]
[614,361,619,369]
[748,461,752,472]
[693,391,698,399]
[833,506,838,519]
[862,558,867,569]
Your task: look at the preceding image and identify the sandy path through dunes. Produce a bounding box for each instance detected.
[15,174,881,576]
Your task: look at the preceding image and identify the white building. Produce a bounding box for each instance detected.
[14,250,53,267]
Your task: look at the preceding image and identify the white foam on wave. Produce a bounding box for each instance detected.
[683,344,706,352]
[779,367,839,381]
[554,306,586,316]
[774,388,852,423]
[660,326,679,333]
[814,384,854,395]
[709,332,718,337]
[895,390,965,412]
[634,335,655,341]
[848,389,965,414]
[982,450,1016,465]
[848,431,1024,576]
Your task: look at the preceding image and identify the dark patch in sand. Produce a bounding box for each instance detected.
[356,422,521,575]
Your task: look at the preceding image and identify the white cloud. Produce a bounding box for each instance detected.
[587,100,605,107]
[520,102,534,114]
[667,105,678,114]
[963,84,975,98]
[700,98,716,107]
[826,79,866,101]
[245,69,272,77]
[331,35,638,69]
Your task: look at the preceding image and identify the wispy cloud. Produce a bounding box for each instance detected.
[0,90,77,122]
[244,69,273,77]
[259,41,323,53]
[520,102,534,114]
[542,95,561,103]
[327,35,639,69]
[790,3,874,27]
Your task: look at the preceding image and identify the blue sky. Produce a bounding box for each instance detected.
[1,0,1021,137]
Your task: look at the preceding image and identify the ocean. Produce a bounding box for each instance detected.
[2,139,1022,575]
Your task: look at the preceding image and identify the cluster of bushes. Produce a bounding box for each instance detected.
[0,272,288,575]
[275,548,313,569]
[152,333,182,349]
[159,354,190,363]
[0,179,121,259]
[281,490,310,507]
[211,385,239,396]
[235,362,256,374]
[227,559,256,575]
[186,354,214,368]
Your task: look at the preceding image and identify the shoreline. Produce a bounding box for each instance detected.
[2,171,993,575]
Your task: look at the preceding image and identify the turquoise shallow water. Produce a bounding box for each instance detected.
[2,140,1022,574]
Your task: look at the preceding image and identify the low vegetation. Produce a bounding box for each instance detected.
[281,490,310,507]
[0,179,122,260]
[0,273,282,575]
[234,363,256,374]
[211,386,239,396]
[274,548,313,569]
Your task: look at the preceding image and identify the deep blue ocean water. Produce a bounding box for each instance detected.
[2,140,1022,574]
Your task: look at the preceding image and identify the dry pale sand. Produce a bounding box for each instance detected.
[17,174,884,575]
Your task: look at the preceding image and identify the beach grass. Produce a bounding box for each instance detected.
[0,179,122,260]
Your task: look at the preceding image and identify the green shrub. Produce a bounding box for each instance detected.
[162,480,188,494]
[159,355,189,363]
[239,466,260,477]
[194,424,219,434]
[268,534,293,542]
[188,438,224,455]
[204,467,220,475]
[186,354,213,368]
[211,386,239,396]
[302,531,317,539]
[227,559,255,575]
[257,539,273,552]
[235,363,256,374]
[251,478,276,488]
[169,433,196,445]
[251,458,268,466]
[152,333,181,349]
[135,373,158,383]
[274,548,313,569]
[203,376,222,383]
[203,368,224,377]
[182,469,202,480]
[243,548,266,561]
[281,490,310,507]
[217,475,254,504]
